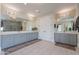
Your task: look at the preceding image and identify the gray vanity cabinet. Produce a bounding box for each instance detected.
[26,33,30,41]
[60,34,71,44]
[29,32,38,41]
[0,35,2,50]
[14,33,27,45]
[13,34,24,45]
[1,32,38,49]
[54,33,77,46]
[67,34,77,45]
[54,33,62,43]
[1,35,14,49]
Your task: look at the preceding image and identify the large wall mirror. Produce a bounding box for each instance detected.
[1,20,22,32]
[0,19,37,32]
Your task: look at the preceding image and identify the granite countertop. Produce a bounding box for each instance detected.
[0,31,38,35]
[55,31,79,34]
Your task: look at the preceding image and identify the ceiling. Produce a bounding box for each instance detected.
[2,3,77,17]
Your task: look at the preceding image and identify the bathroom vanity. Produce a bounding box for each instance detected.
[0,31,38,50]
[54,32,79,47]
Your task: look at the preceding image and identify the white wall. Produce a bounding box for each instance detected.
[36,14,55,43]
[76,4,79,17]
[78,4,79,17]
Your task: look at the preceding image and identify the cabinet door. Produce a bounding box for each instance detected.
[62,34,77,46]
[1,35,14,49]
[26,33,30,42]
[59,33,65,43]
[69,34,77,46]
[0,35,2,50]
[29,32,38,41]
[20,33,27,43]
[29,33,34,40]
[13,34,21,45]
[14,33,27,45]
[61,34,71,44]
[54,33,62,42]
[34,32,38,39]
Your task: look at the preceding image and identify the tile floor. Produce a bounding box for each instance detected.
[8,40,79,55]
